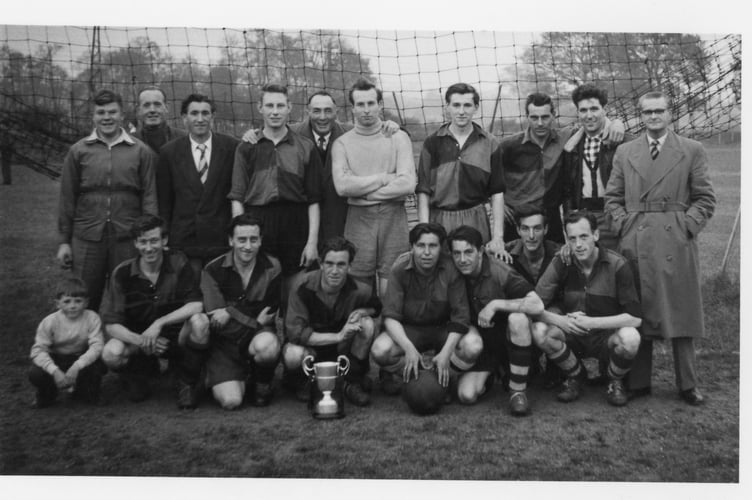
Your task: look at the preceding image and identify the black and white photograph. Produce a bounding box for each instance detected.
[0,1,744,498]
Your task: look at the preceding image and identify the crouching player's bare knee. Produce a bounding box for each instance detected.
[371,332,399,366]
[612,327,641,359]
[186,313,210,347]
[456,372,488,405]
[102,338,130,370]
[249,330,280,364]
[452,327,483,371]
[282,343,308,371]
[508,312,532,346]
[532,322,564,355]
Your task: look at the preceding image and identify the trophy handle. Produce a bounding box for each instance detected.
[337,355,350,376]
[302,355,315,377]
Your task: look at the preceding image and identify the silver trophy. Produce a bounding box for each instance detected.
[302,355,350,419]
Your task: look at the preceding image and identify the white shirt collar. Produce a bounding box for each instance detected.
[190,133,212,151]
[647,132,668,147]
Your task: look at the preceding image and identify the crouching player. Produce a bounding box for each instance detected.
[447,226,543,415]
[532,211,641,406]
[371,222,481,396]
[100,215,207,408]
[200,214,281,410]
[283,237,381,406]
[29,278,106,407]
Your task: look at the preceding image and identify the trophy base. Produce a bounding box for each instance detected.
[312,411,345,420]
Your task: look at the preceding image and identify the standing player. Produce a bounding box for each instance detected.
[562,84,634,250]
[448,226,543,415]
[57,89,158,310]
[200,214,281,410]
[241,90,400,242]
[229,83,323,281]
[500,93,624,244]
[371,223,481,395]
[605,90,716,404]
[156,94,239,276]
[533,211,642,406]
[332,78,417,297]
[284,237,382,406]
[417,83,507,259]
[100,215,207,409]
[132,86,186,154]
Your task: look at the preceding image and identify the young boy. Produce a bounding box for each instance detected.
[29,278,106,407]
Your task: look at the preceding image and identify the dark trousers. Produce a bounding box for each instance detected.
[626,337,698,392]
[29,354,106,403]
[72,226,136,311]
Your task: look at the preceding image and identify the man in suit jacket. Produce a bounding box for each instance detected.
[604,90,716,405]
[156,93,240,276]
[241,91,399,244]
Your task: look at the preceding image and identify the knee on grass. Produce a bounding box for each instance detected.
[213,382,244,410]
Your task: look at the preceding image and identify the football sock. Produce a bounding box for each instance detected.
[550,344,582,378]
[607,351,633,380]
[508,343,531,392]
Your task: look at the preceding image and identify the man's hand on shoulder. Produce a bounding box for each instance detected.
[603,119,625,145]
[381,120,401,137]
[241,128,262,144]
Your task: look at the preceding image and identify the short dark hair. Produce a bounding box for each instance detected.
[348,77,383,105]
[55,277,89,299]
[525,92,555,116]
[564,210,598,233]
[137,86,167,103]
[409,222,447,246]
[515,204,548,227]
[130,214,167,240]
[228,214,264,238]
[180,93,215,115]
[638,90,672,110]
[571,84,608,107]
[261,83,289,103]
[308,90,336,106]
[92,89,123,109]
[445,83,479,106]
[320,237,357,264]
[446,225,484,251]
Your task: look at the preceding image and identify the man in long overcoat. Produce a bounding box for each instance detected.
[604,90,716,405]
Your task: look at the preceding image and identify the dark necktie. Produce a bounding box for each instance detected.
[197,144,208,183]
[651,140,660,160]
[317,135,326,155]
[584,136,601,198]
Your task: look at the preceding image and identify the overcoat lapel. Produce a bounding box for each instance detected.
[642,131,685,194]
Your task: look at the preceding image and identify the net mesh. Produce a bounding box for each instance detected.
[0,26,741,179]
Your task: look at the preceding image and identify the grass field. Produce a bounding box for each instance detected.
[0,144,741,495]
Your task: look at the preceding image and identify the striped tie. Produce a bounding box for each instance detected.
[197,143,208,183]
[650,140,660,160]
